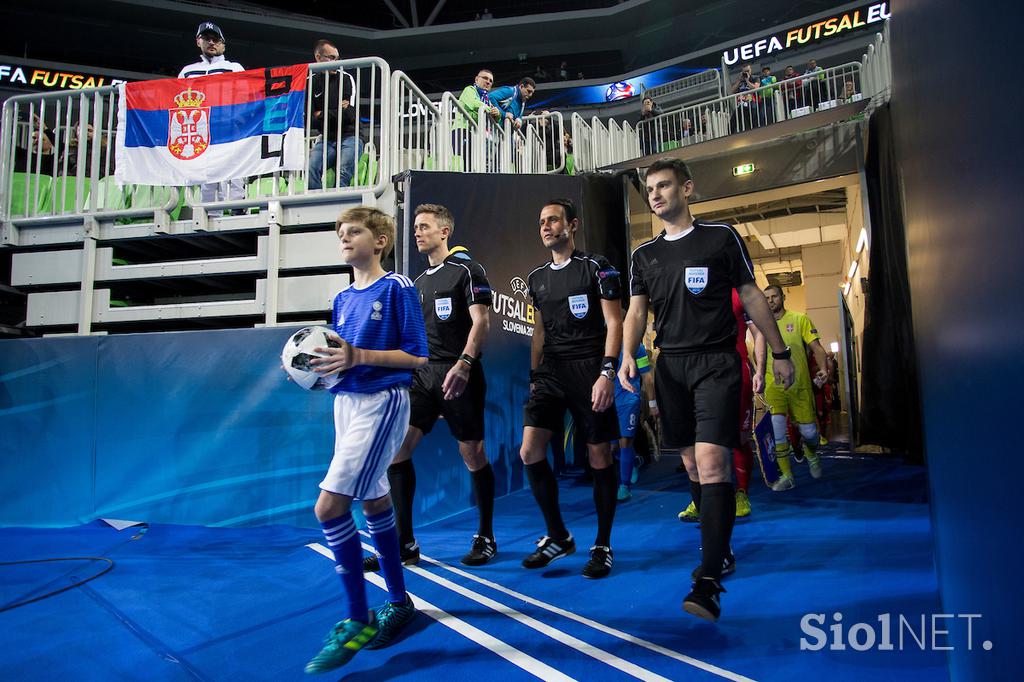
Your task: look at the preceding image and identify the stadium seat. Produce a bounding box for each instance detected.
[8,173,54,217]
[84,176,129,212]
[565,154,576,175]
[52,176,89,213]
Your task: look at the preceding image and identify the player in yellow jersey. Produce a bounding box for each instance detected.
[763,285,829,490]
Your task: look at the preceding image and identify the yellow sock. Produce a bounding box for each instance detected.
[775,442,794,478]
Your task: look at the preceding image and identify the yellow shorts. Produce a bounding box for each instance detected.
[764,384,816,424]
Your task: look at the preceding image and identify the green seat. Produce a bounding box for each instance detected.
[125,184,185,222]
[565,153,576,176]
[352,144,379,187]
[8,173,53,217]
[85,176,129,212]
[247,176,288,199]
[660,141,681,152]
[52,176,90,213]
[286,175,306,194]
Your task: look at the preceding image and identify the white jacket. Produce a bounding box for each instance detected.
[178,54,244,79]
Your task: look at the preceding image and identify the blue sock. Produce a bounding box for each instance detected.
[618,446,635,488]
[366,508,407,605]
[320,514,369,623]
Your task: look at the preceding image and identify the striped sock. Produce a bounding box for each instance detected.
[775,442,794,478]
[366,508,407,605]
[320,513,368,623]
[618,446,635,488]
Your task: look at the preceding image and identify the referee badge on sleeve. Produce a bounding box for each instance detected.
[684,267,708,294]
[568,294,589,318]
[435,296,453,320]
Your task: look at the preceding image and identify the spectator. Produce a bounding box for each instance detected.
[454,69,501,166]
[490,77,536,130]
[559,61,568,81]
[639,96,663,155]
[759,66,778,125]
[63,122,115,178]
[13,112,54,173]
[730,63,760,132]
[804,58,827,108]
[178,21,245,207]
[481,8,493,19]
[533,65,548,81]
[576,71,585,80]
[307,39,363,191]
[840,79,859,103]
[781,65,804,113]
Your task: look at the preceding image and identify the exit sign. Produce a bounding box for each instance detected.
[733,163,755,176]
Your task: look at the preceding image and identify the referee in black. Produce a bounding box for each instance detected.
[519,198,622,579]
[364,203,498,570]
[620,159,795,620]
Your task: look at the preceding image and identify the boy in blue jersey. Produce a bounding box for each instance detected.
[613,343,654,501]
[301,206,429,674]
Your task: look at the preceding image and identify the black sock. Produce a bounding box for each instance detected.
[592,463,617,547]
[689,478,702,513]
[525,459,568,541]
[387,459,416,547]
[699,482,736,581]
[470,462,495,539]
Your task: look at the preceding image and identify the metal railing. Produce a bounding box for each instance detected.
[641,69,723,101]
[391,71,443,174]
[0,57,391,223]
[634,61,866,161]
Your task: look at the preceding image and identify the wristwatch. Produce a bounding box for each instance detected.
[772,345,792,360]
[599,368,616,381]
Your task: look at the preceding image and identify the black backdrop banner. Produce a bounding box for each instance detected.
[397,171,629,521]
[859,104,925,462]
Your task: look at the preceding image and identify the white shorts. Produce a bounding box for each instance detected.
[320,386,410,500]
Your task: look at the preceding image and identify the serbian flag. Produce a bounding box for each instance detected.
[115,65,308,186]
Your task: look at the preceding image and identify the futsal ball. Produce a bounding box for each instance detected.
[604,81,635,102]
[281,326,343,391]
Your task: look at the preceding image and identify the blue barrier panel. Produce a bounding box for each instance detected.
[0,337,99,526]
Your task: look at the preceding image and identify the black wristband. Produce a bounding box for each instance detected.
[601,356,616,371]
[771,346,792,360]
[458,353,476,367]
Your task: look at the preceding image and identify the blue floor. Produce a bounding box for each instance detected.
[0,453,947,681]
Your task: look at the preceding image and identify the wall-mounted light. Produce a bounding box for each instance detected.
[855,228,869,254]
[843,281,852,296]
[847,261,859,280]
[733,163,756,176]
[829,341,840,353]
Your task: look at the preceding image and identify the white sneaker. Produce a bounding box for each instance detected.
[771,475,796,491]
[809,459,823,479]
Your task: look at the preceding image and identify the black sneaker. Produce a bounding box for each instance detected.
[363,541,420,573]
[522,534,575,569]
[690,549,736,581]
[683,577,726,622]
[582,545,613,579]
[461,534,497,566]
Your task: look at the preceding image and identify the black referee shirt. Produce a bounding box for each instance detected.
[528,249,621,360]
[414,250,493,361]
[629,220,755,354]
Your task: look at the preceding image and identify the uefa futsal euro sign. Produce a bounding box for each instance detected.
[168,86,211,160]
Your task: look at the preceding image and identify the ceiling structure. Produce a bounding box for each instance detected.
[1,0,854,88]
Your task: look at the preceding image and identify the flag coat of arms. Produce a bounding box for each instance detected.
[115,64,308,186]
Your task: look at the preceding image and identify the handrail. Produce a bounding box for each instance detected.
[392,70,442,175]
[642,69,721,101]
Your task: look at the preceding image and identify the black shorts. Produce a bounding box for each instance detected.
[523,356,619,444]
[655,350,741,449]
[409,360,486,442]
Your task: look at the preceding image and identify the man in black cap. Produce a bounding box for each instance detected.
[178,21,246,207]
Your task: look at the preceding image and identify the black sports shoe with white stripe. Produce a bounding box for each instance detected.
[522,534,575,568]
[582,545,613,579]
[461,535,498,566]
[690,549,736,581]
[683,577,726,622]
[363,541,420,573]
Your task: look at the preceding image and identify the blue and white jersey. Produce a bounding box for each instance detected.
[330,272,428,394]
[615,343,650,397]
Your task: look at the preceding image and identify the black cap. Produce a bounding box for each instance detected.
[196,21,224,40]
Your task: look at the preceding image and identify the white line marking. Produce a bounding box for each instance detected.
[357,541,674,682]
[306,543,574,682]
[416,551,756,682]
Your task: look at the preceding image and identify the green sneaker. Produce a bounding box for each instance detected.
[617,484,632,501]
[304,616,378,674]
[366,595,416,650]
[735,490,751,517]
[678,500,699,522]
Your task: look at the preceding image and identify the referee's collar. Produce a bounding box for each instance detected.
[663,221,697,241]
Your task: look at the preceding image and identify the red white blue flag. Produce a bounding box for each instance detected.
[115,65,308,185]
